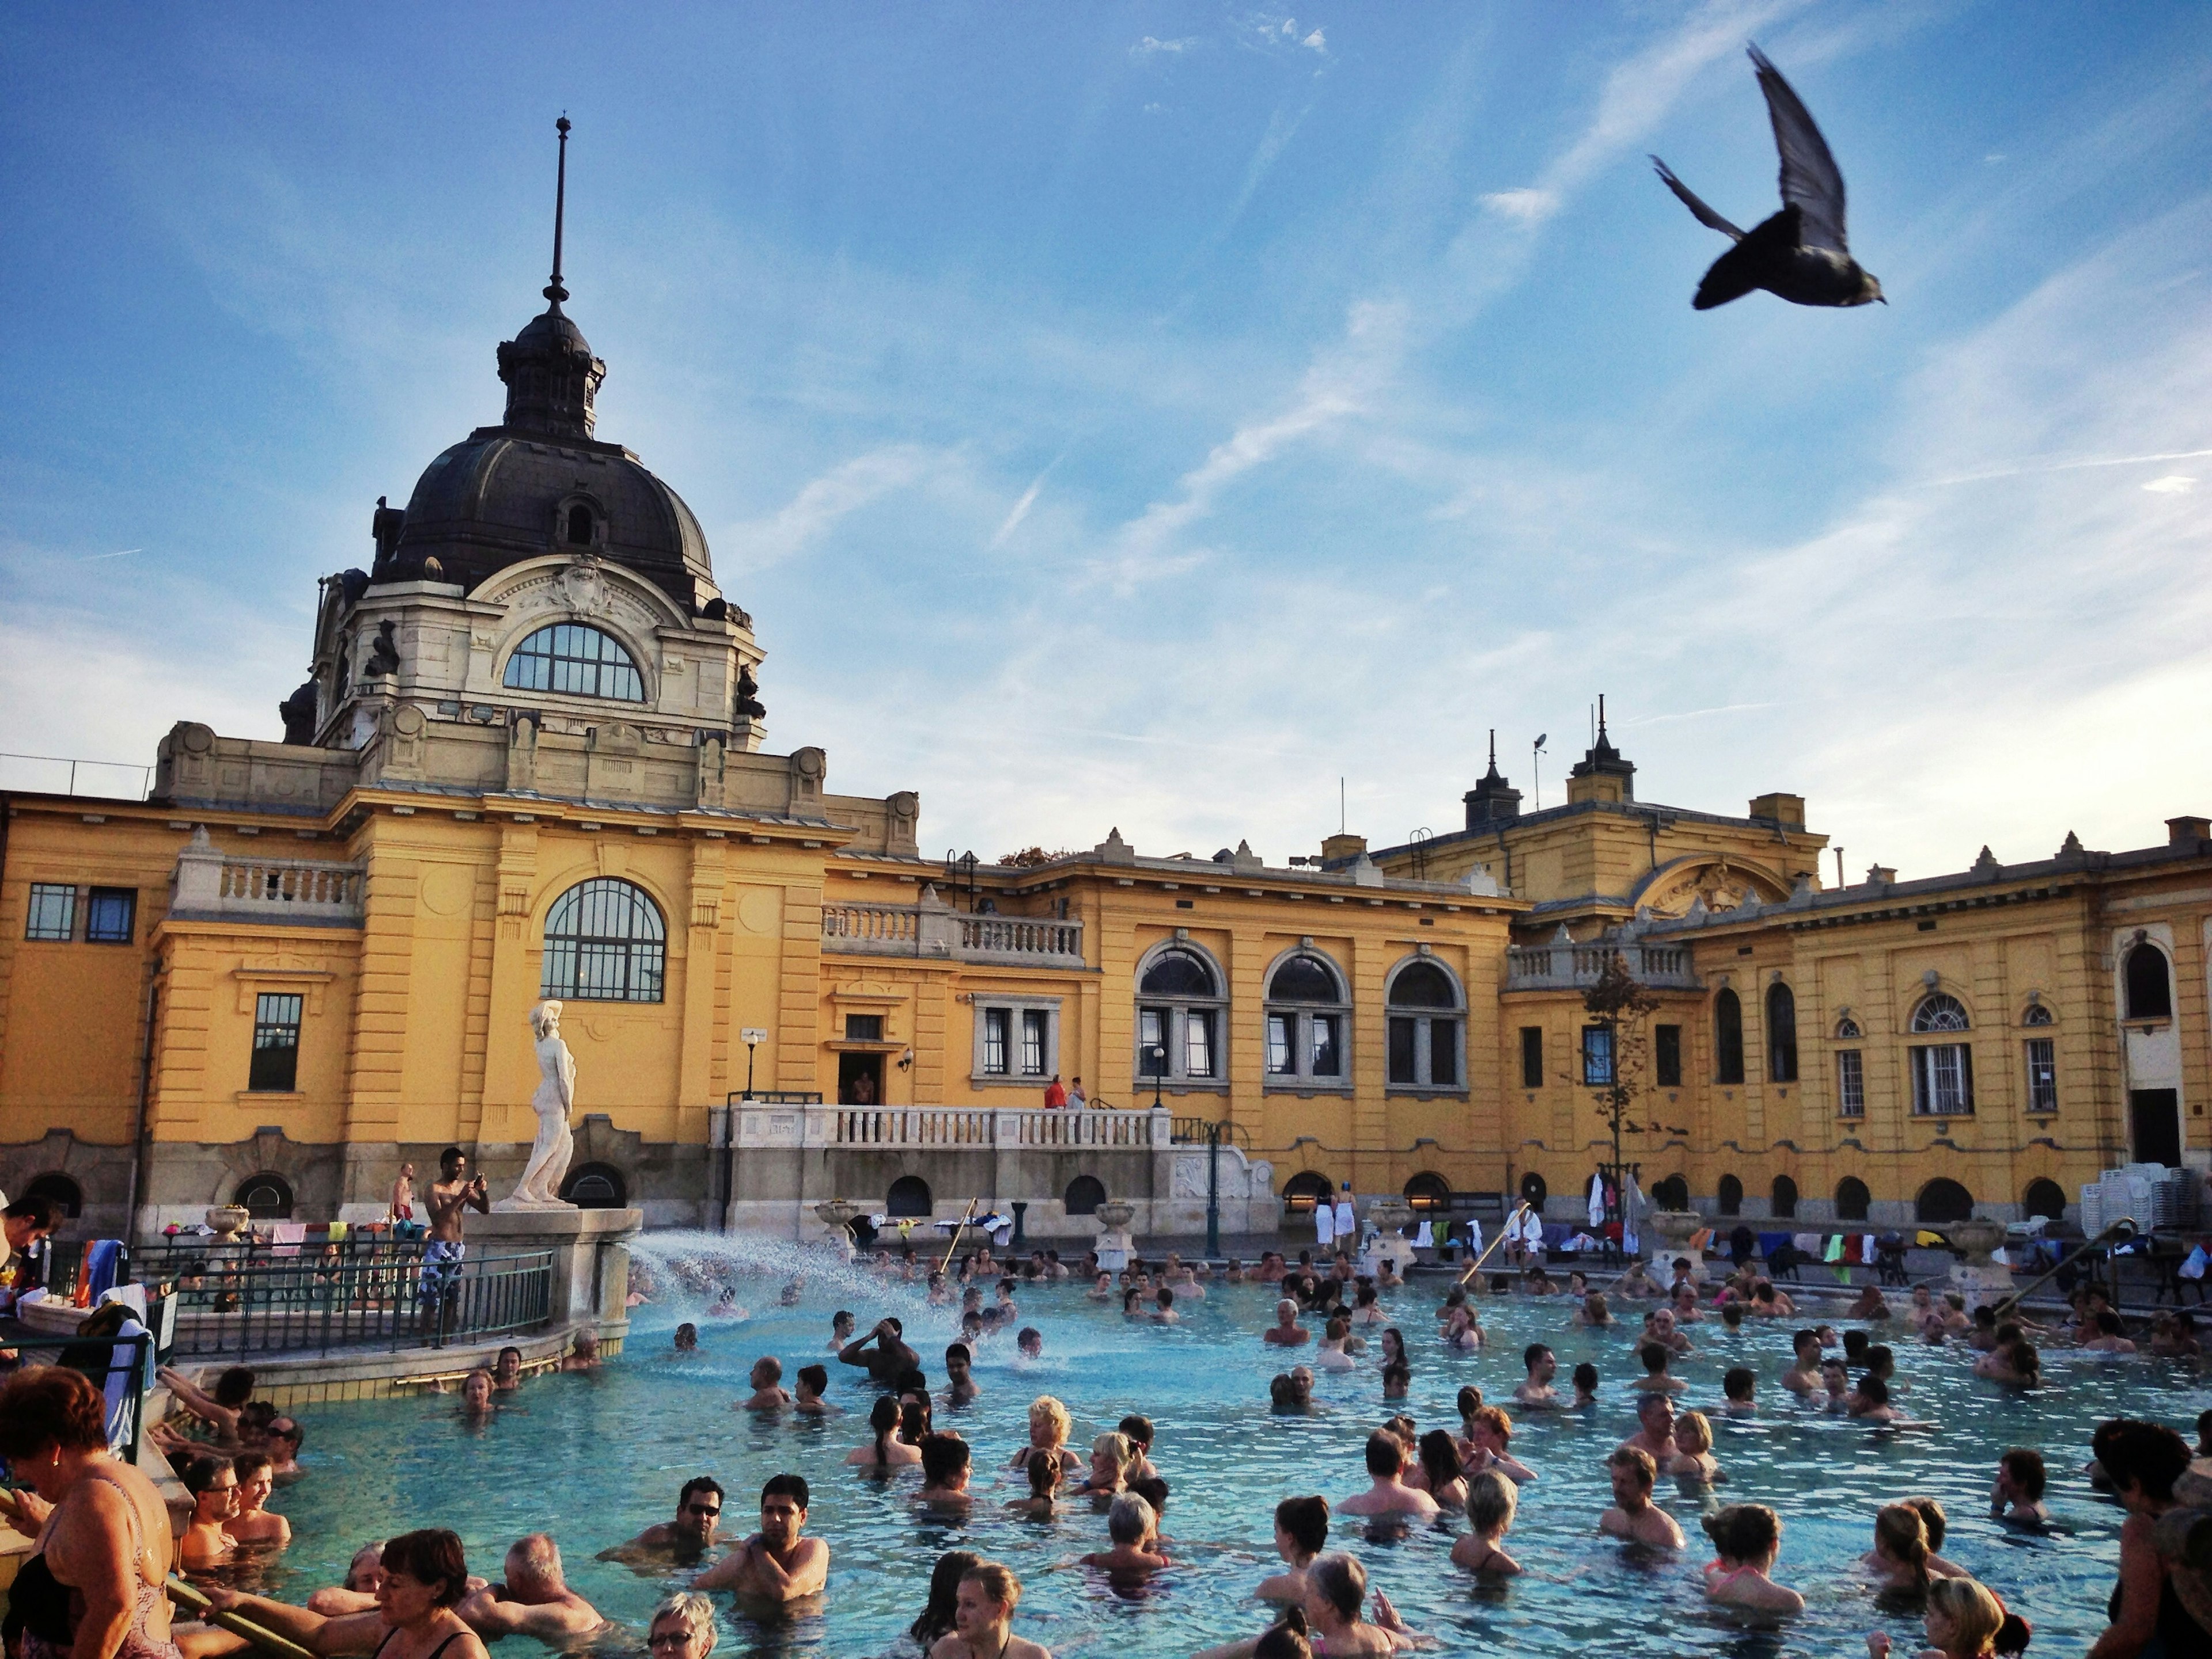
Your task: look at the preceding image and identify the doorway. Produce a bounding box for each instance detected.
[838,1052,884,1105]
[2130,1088,2181,1167]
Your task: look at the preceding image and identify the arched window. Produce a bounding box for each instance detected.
[1771,1174,1798,1219]
[1387,957,1464,1090]
[2022,1179,2066,1221]
[2126,941,2174,1021]
[235,1172,293,1221]
[887,1175,933,1218]
[1404,1172,1453,1213]
[1281,1171,1334,1214]
[1916,1178,1974,1224]
[1135,943,1226,1087]
[1835,1176,1871,1222]
[1064,1175,1107,1217]
[1264,950,1350,1087]
[1650,1174,1690,1211]
[1717,1173,1744,1217]
[2023,1003,2058,1113]
[564,504,596,546]
[1766,983,1798,1083]
[2021,1002,2054,1028]
[1518,1172,1549,1210]
[1909,994,1973,1115]
[541,878,666,1002]
[1835,1015,1863,1040]
[503,623,645,702]
[1714,989,1745,1084]
[25,1172,84,1219]
[559,1162,626,1208]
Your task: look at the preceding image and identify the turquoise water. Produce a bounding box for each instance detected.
[257,1243,2212,1659]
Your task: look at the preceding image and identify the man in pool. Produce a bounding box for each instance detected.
[1336,1430,1440,1518]
[793,1364,834,1415]
[1514,1344,1559,1409]
[600,1476,726,1566]
[1263,1299,1309,1346]
[944,1343,980,1405]
[1017,1327,1043,1358]
[739,1357,791,1411]
[1618,1392,1676,1463]
[559,1332,600,1372]
[1599,1448,1684,1548]
[458,1534,609,1641]
[838,1316,920,1385]
[1780,1329,1823,1395]
[693,1475,830,1603]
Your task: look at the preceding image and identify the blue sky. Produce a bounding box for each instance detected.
[5,3,2210,880]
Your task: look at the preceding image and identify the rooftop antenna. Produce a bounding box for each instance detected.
[1834,847,1846,888]
[545,115,571,309]
[1339,777,1346,835]
[1599,693,1608,739]
[1532,733,1548,810]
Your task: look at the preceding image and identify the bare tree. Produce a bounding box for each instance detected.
[1568,949,1662,1229]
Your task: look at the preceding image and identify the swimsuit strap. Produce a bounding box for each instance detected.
[81,1468,154,1582]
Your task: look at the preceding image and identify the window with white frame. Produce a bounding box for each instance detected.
[972,998,1058,1084]
[1264,950,1349,1087]
[1385,957,1464,1089]
[2022,1004,2056,1113]
[1909,993,1974,1115]
[25,884,75,941]
[1581,1025,1615,1086]
[1134,943,1227,1086]
[1836,1048,1865,1116]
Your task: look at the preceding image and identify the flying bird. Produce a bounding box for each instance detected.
[1650,44,1883,310]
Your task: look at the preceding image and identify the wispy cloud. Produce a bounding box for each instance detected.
[1132,35,1196,56]
[725,447,941,572]
[989,469,1050,549]
[1478,188,1557,222]
[78,547,143,562]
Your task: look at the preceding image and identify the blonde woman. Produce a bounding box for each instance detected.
[1700,1505,1802,1615]
[1450,1472,1521,1575]
[928,1560,1050,1659]
[1073,1432,1132,1497]
[1669,1411,1724,1483]
[1005,1396,1080,1475]
[1868,1576,2022,1659]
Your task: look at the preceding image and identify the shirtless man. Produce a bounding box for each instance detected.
[224,1453,291,1548]
[1513,1344,1559,1410]
[158,1365,257,1446]
[559,1332,599,1372]
[1599,1447,1684,1548]
[389,1162,416,1226]
[599,1477,725,1567]
[1335,1431,1440,1519]
[1779,1329,1823,1396]
[1618,1393,1676,1465]
[943,1343,980,1406]
[1844,1283,1891,1321]
[1262,1299,1310,1346]
[738,1357,791,1411]
[457,1535,607,1642]
[692,1475,830,1603]
[837,1317,921,1385]
[421,1147,490,1312]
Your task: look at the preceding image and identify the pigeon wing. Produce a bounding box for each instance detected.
[1747,44,1847,253]
[1650,157,1742,240]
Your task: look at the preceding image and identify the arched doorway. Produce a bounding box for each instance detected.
[1717,1174,1744,1217]
[1063,1175,1106,1217]
[559,1162,626,1208]
[1835,1177,1870,1222]
[25,1172,83,1219]
[1404,1172,1452,1213]
[234,1173,293,1221]
[2022,1179,2066,1221]
[1282,1171,1334,1213]
[1916,1178,1974,1224]
[1518,1172,1548,1210]
[886,1175,933,1218]
[1771,1175,1798,1220]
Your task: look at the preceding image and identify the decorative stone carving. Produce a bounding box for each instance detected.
[555,554,609,616]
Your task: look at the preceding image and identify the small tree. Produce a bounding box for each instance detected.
[1576,950,1662,1229]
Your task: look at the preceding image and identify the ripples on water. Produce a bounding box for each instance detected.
[259,1238,2212,1658]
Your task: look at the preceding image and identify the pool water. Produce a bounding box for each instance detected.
[261,1244,2212,1659]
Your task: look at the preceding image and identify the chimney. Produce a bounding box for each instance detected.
[1865,864,1897,886]
[1748,792,1806,829]
[2168,816,2210,847]
[1320,832,1367,864]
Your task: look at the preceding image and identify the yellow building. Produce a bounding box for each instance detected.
[4,269,2209,1242]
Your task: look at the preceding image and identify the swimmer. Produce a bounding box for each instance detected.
[828,1310,855,1351]
[916,1433,972,1512]
[1651,1306,1695,1352]
[1570,1362,1600,1408]
[1264,1299,1312,1347]
[1451,1471,1521,1576]
[224,1452,291,1548]
[1669,1411,1724,1483]
[1073,1432,1134,1498]
[560,1332,600,1372]
[1153,1286,1180,1324]
[1722,1368,1757,1417]
[1088,1271,1115,1301]
[1861,1505,1941,1593]
[1005,1451,1062,1518]
[1017,1327,1043,1358]
[1633,1340,1687,1394]
[778,1278,804,1307]
[491,1347,524,1395]
[1846,1283,1892,1321]
[928,1560,1049,1659]
[1781,1329,1823,1395]
[2081,1310,2138,1354]
[599,1476,725,1566]
[1441,1303,1484,1350]
[672,1323,699,1354]
[1514,1343,1559,1408]
[738,1357,791,1411]
[1122,1287,1146,1319]
[1461,1406,1535,1484]
[943,1344,979,1406]
[838,1317,920,1385]
[1701,1504,1804,1615]
[1820,1358,1851,1411]
[1619,1392,1676,1463]
[457,1368,497,1416]
[1118,1415,1161,1482]
[845,1396,922,1469]
[179,1453,240,1571]
[1668,1285,1705,1327]
[1990,1449,2048,1524]
[1346,1281,1385,1326]
[1381,1361,1411,1399]
[1315,1317,1358,1372]
[1577,1291,1613,1328]
[1378,1327,1408,1369]
[1866,1574,2022,1659]
[793,1365,835,1415]
[1408,1429,1468,1513]
[692,1475,830,1603]
[1616,1260,1660,1299]
[1336,1430,1440,1518]
[1974,1331,2040,1388]
[1848,1377,1904,1424]
[1007,1396,1080,1474]
[1079,1493,1168,1576]
[1257,1495,1330,1603]
[1600,1447,1684,1548]
[457,1535,609,1641]
[707,1287,744,1320]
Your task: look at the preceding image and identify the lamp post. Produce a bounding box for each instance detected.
[1149,1045,1166,1111]
[741,1028,766,1099]
[1205,1119,1222,1259]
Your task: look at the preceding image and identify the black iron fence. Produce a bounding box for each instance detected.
[0,1330,153,1460]
[145,1241,555,1358]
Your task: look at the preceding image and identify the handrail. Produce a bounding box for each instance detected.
[157,1245,555,1356]
[1995,1217,2139,1314]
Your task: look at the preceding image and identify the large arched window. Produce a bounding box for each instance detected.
[560,1162,626,1208]
[503,623,645,702]
[1264,950,1350,1087]
[2126,941,2174,1021]
[1766,982,1798,1082]
[1714,988,1745,1084]
[1909,993,1972,1116]
[235,1172,293,1221]
[1386,957,1464,1090]
[1771,1174,1798,1219]
[1835,1176,1871,1222]
[1916,1178,1974,1224]
[1281,1171,1334,1214]
[1404,1172,1453,1213]
[1135,943,1226,1087]
[541,878,666,1002]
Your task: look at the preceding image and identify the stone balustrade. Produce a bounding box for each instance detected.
[743,1103,1169,1152]
[820,897,1084,966]
[169,828,364,925]
[1505,940,1698,990]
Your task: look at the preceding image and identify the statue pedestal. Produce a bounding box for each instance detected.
[1944,1218,2010,1305]
[1361,1200,1416,1277]
[468,1207,642,1339]
[1093,1199,1137,1271]
[1646,1210,1706,1279]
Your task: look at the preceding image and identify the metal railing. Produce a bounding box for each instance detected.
[1,1331,154,1460]
[1171,1116,1254,1150]
[0,751,154,801]
[148,1242,554,1357]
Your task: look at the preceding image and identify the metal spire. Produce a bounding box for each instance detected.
[544,116,571,308]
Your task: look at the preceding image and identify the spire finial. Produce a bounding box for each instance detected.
[1487,728,1497,767]
[544,115,571,308]
[1597,693,1608,738]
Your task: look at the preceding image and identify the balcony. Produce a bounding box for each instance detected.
[820,895,1084,967]
[1506,940,1699,991]
[729,1102,1168,1151]
[169,828,364,926]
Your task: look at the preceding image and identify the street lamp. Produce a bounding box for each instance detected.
[741,1028,767,1099]
[1149,1045,1166,1111]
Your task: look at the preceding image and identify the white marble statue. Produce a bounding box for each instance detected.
[497,1001,577,1210]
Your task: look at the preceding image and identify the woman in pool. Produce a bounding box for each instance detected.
[927,1560,1050,1659]
[1441,1304,1484,1351]
[1974,1332,2040,1388]
[1449,1473,1520,1577]
[1406,1430,1468,1513]
[1861,1505,1937,1596]
[908,1551,982,1650]
[1087,1272,1114,1302]
[1347,1282,1386,1327]
[1575,1291,1613,1328]
[1669,1411,1724,1482]
[1701,1504,1803,1616]
[1459,1406,1533,1484]
[846,1395,922,1469]
[2085,1417,2206,1659]
[1377,1328,1408,1370]
[1257,1496,1330,1605]
[1006,1395,1081,1475]
[1867,1575,2028,1659]
[1073,1431,1133,1498]
[1005,1451,1062,1518]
